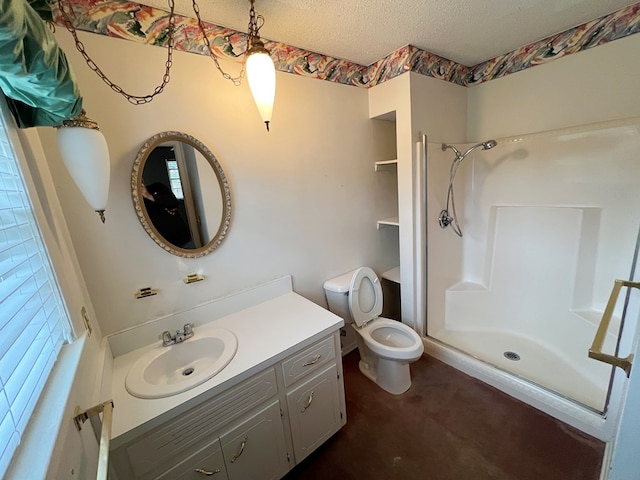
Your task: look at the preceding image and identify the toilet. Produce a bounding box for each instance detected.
[323,267,424,394]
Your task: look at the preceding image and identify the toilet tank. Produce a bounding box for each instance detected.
[323,270,357,324]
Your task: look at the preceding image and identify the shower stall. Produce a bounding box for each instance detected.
[422,119,640,437]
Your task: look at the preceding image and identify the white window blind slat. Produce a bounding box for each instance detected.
[0,237,26,256]
[0,99,72,477]
[11,336,57,433]
[0,253,44,305]
[4,325,49,405]
[0,409,19,475]
[0,209,29,231]
[0,223,31,253]
[0,306,52,382]
[0,389,10,432]
[0,273,46,346]
[0,289,48,357]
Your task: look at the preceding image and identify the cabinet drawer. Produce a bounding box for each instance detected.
[286,363,343,463]
[281,336,336,387]
[155,439,229,480]
[220,400,289,480]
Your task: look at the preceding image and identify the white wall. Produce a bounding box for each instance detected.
[367,73,467,329]
[409,72,467,144]
[467,33,640,140]
[42,31,397,336]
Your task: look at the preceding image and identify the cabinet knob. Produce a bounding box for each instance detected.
[194,467,221,476]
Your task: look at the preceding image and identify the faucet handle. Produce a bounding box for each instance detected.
[183,323,193,335]
[161,330,173,345]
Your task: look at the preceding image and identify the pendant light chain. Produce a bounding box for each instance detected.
[191,0,245,86]
[246,0,264,49]
[56,0,177,105]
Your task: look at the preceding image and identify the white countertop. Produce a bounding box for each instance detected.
[109,291,343,446]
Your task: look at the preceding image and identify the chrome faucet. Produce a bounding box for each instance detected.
[162,323,194,347]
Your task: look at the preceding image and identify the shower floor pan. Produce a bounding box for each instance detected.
[432,329,608,412]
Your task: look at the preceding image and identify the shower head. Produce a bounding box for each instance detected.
[483,139,497,150]
[457,139,499,162]
[442,139,497,162]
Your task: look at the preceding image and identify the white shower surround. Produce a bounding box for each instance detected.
[425,119,640,433]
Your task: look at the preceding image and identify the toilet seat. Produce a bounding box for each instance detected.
[348,267,383,327]
[348,267,423,362]
[325,266,423,394]
[357,318,424,361]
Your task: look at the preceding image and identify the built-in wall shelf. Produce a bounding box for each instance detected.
[381,266,400,284]
[374,159,398,172]
[377,217,399,229]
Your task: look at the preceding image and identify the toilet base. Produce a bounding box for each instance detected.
[359,357,412,395]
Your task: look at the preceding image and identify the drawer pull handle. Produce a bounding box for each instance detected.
[301,391,315,413]
[302,354,321,367]
[230,436,248,463]
[195,467,221,476]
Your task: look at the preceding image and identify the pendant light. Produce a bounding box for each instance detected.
[192,0,276,130]
[55,110,110,222]
[245,0,276,131]
[61,0,275,130]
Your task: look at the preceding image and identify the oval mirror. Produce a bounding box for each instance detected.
[131,132,231,258]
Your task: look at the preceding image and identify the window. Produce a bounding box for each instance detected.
[0,103,72,476]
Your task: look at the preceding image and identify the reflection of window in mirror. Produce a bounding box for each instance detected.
[142,146,194,249]
[166,160,183,199]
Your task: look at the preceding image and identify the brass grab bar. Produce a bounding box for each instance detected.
[588,280,640,377]
[73,400,114,480]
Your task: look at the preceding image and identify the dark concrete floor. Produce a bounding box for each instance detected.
[283,351,605,480]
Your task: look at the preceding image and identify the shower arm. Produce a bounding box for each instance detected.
[439,139,497,237]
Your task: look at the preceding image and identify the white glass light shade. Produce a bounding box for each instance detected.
[56,126,110,221]
[246,49,276,131]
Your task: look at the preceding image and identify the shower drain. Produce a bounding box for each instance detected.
[503,351,521,361]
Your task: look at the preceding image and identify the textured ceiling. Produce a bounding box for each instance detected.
[141,0,640,66]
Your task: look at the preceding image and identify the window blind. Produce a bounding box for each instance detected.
[0,100,72,476]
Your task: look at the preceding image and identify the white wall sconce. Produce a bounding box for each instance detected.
[55,110,110,222]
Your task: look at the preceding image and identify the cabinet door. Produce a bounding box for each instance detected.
[286,363,343,463]
[220,400,289,480]
[154,439,229,480]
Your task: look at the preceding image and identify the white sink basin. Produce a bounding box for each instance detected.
[125,328,238,399]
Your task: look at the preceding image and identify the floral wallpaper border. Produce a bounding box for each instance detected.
[54,1,640,88]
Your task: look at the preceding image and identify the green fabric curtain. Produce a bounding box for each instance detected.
[0,0,82,127]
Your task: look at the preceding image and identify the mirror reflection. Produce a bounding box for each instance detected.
[131,132,231,258]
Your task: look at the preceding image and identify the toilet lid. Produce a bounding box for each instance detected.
[348,267,383,328]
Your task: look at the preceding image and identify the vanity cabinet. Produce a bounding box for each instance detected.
[281,335,344,463]
[286,363,343,462]
[155,440,228,479]
[220,400,289,480]
[111,332,346,480]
